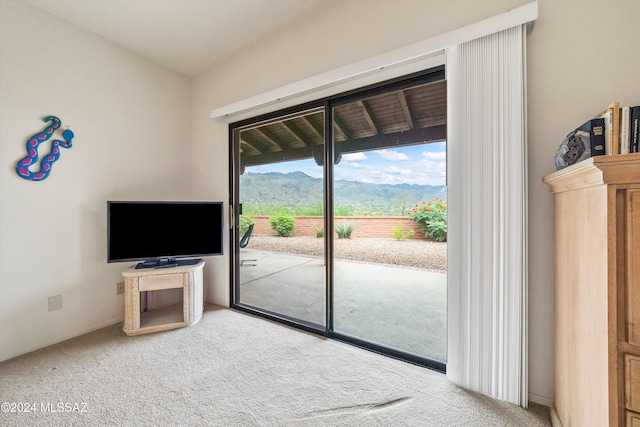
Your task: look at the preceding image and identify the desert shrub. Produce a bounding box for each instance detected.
[392,222,415,241]
[269,215,296,237]
[314,225,324,238]
[334,205,353,216]
[407,197,447,242]
[426,220,447,242]
[336,222,354,239]
[243,203,324,216]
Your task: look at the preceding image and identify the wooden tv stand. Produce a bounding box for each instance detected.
[122,261,204,336]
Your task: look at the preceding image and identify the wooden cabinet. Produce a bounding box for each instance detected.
[627,355,640,413]
[543,153,640,427]
[628,190,640,347]
[122,261,205,336]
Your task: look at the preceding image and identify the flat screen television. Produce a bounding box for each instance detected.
[108,201,224,269]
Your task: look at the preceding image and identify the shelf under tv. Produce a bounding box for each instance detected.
[122,261,205,336]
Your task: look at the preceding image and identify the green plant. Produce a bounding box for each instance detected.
[336,222,354,239]
[239,214,254,236]
[334,205,353,216]
[426,220,447,242]
[269,215,296,237]
[314,225,324,238]
[407,197,447,242]
[242,202,325,217]
[392,222,415,241]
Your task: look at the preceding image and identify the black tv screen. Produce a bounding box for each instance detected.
[108,201,223,267]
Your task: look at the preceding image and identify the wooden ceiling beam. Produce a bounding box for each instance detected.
[241,144,320,167]
[337,124,445,156]
[280,121,308,146]
[300,116,324,140]
[239,138,262,155]
[397,90,415,130]
[255,127,283,151]
[357,100,380,135]
[333,113,351,140]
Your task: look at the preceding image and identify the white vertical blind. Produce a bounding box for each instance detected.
[446,24,528,407]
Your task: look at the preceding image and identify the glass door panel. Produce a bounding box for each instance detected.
[331,81,447,363]
[234,108,326,327]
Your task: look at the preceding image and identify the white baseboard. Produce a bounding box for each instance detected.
[0,317,123,363]
[529,392,554,408]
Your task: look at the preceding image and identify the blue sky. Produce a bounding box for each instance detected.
[246,141,447,186]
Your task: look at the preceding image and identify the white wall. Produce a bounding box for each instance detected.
[192,0,640,406]
[0,1,192,362]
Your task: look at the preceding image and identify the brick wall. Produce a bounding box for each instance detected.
[250,215,425,239]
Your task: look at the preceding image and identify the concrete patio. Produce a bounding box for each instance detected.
[239,248,447,363]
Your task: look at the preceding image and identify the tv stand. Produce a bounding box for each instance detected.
[122,260,205,336]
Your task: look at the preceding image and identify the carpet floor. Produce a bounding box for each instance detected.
[0,305,550,426]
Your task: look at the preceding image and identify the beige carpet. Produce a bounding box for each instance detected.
[0,305,550,426]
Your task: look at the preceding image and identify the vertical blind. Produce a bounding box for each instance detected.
[446,24,529,407]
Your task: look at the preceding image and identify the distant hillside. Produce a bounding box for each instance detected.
[240,171,446,216]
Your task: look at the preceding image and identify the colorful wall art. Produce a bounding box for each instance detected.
[16,116,76,181]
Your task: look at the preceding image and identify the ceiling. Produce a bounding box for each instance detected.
[26,0,329,76]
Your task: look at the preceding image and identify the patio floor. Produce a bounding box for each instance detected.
[239,248,447,363]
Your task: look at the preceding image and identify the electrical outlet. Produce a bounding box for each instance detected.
[116,281,125,295]
[48,295,62,312]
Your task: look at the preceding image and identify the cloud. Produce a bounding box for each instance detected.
[422,151,446,160]
[336,148,446,185]
[376,149,409,161]
[342,152,368,161]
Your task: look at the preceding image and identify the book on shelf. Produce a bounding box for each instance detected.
[596,101,620,154]
[631,106,640,153]
[589,117,606,156]
[611,102,620,154]
[620,106,630,154]
[602,109,613,154]
[618,106,640,154]
[554,117,605,170]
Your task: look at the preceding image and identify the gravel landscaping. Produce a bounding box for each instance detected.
[247,235,447,273]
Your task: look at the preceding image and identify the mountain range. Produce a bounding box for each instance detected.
[240,171,446,215]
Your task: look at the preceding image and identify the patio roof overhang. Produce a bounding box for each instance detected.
[238,79,446,170]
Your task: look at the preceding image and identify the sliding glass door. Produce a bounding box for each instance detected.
[330,79,447,365]
[232,108,327,328]
[231,67,447,369]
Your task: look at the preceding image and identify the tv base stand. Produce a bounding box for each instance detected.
[122,261,205,336]
[135,258,202,269]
